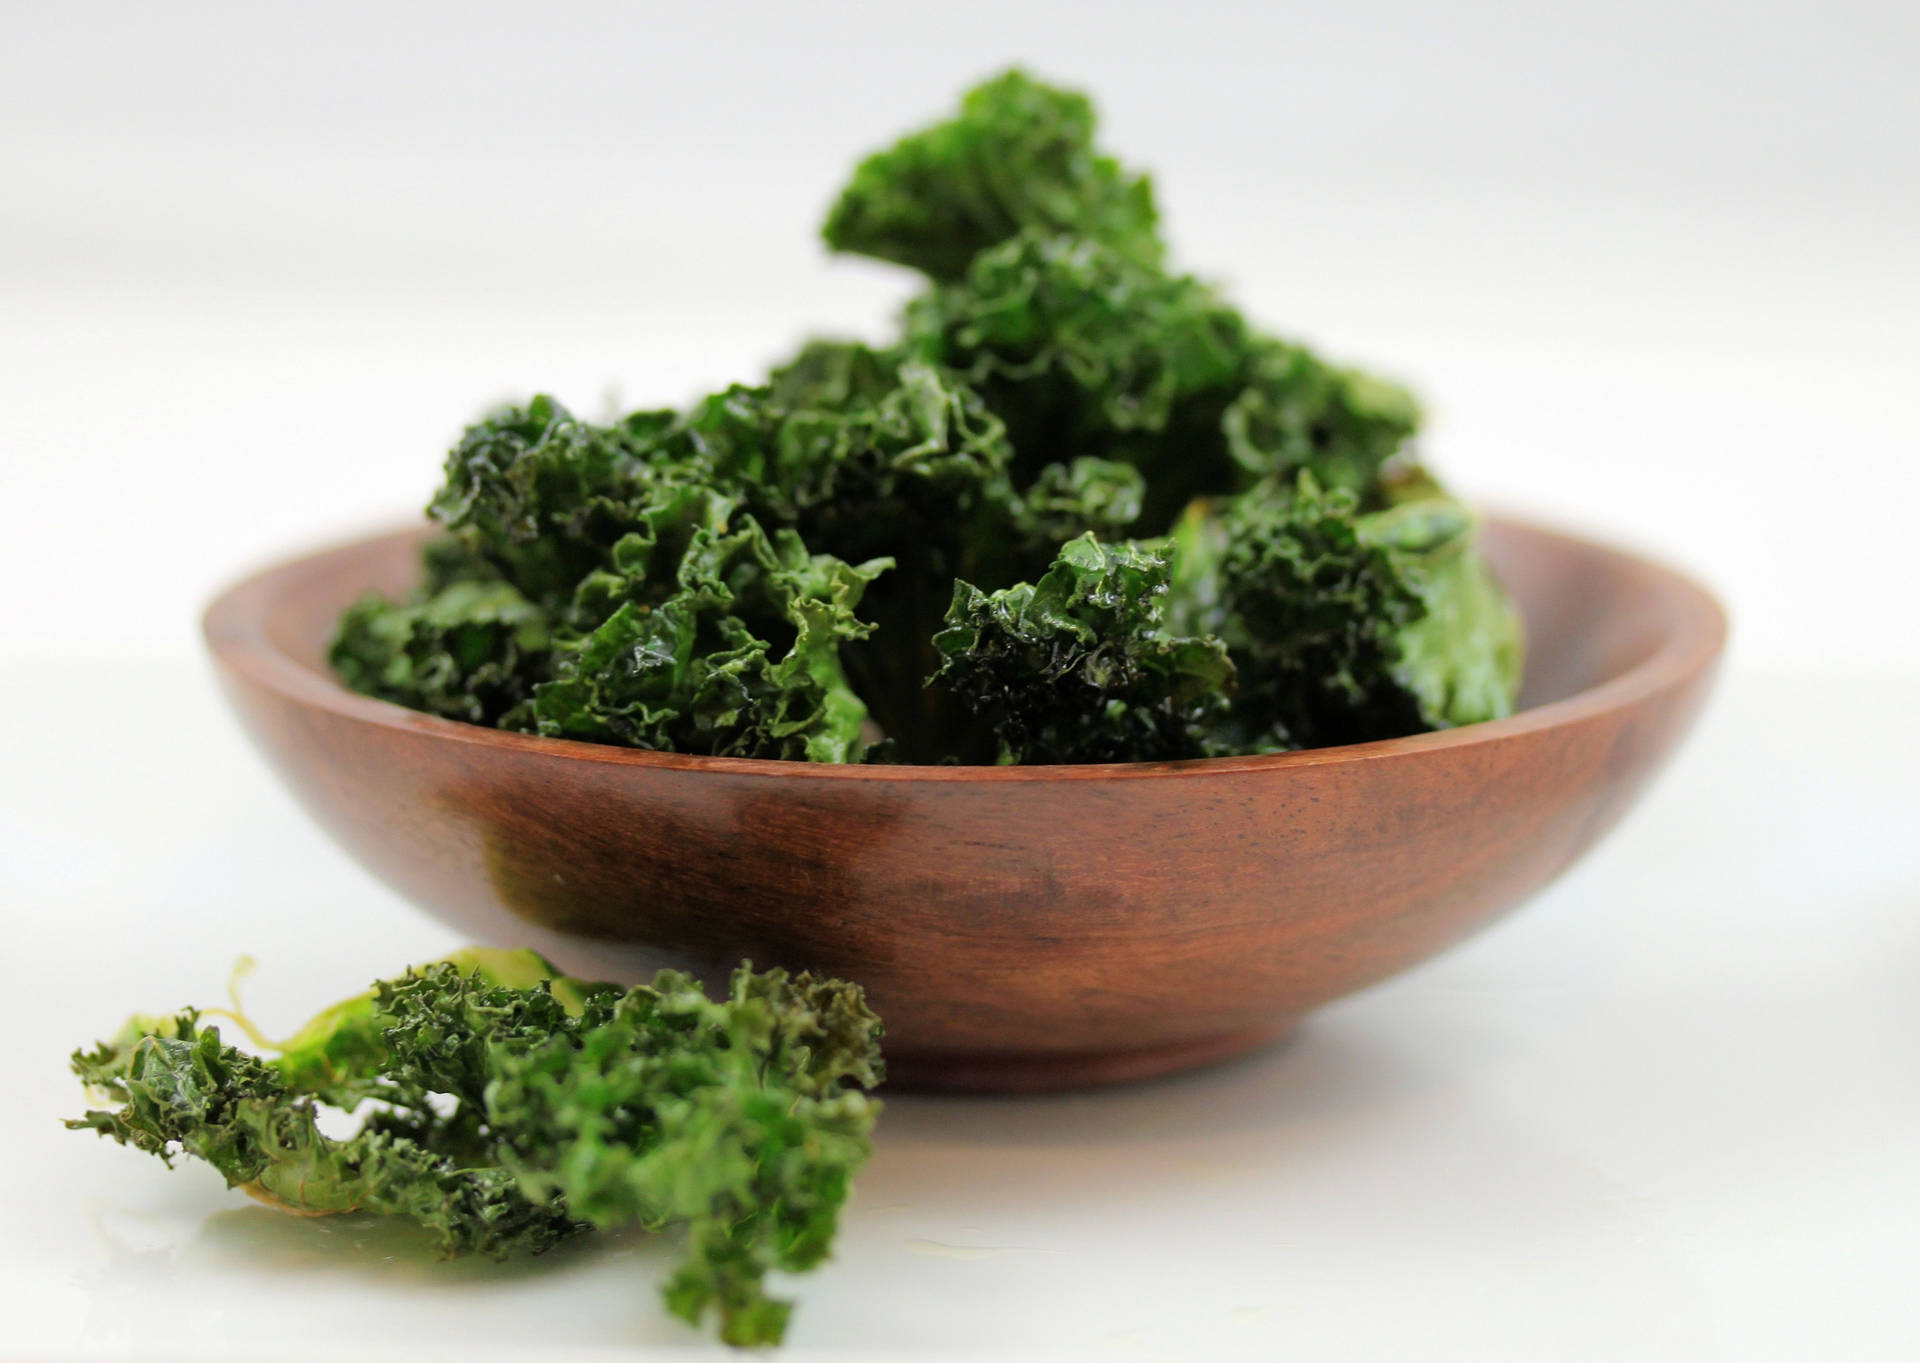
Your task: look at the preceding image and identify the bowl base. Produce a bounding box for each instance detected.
[884,1021,1296,1094]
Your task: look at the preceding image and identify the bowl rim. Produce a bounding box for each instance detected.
[204,513,1727,784]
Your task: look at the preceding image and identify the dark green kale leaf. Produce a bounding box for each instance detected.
[69,950,884,1349]
[329,578,551,726]
[429,395,688,611]
[1010,456,1146,548]
[823,68,1162,282]
[1221,340,1423,499]
[708,359,1018,566]
[1170,476,1425,750]
[339,402,901,762]
[65,951,588,1260]
[489,966,883,1347]
[904,229,1249,510]
[1359,474,1525,729]
[931,533,1233,764]
[1169,473,1521,751]
[697,353,1080,760]
[523,491,891,763]
[324,66,1518,766]
[901,229,1426,531]
[766,338,905,410]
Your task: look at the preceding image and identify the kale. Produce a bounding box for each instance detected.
[1360,475,1527,730]
[429,395,687,613]
[1011,456,1146,547]
[330,578,550,726]
[1221,340,1423,501]
[903,229,1250,515]
[823,68,1162,282]
[521,497,890,763]
[1168,474,1523,751]
[329,68,1523,765]
[68,949,883,1348]
[704,359,1018,566]
[932,534,1233,764]
[766,338,903,410]
[900,234,1421,526]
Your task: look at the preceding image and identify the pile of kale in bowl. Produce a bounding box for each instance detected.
[332,70,1523,766]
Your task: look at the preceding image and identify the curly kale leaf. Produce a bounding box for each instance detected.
[1361,482,1525,729]
[324,66,1513,766]
[1221,340,1423,499]
[69,952,883,1348]
[766,337,905,410]
[710,352,1156,760]
[704,359,1018,565]
[524,495,890,763]
[931,533,1233,763]
[1177,477,1426,749]
[902,230,1263,531]
[329,578,551,726]
[490,966,883,1347]
[823,68,1162,282]
[1169,475,1521,750]
[1010,456,1146,547]
[902,231,1428,531]
[428,395,688,611]
[339,403,899,761]
[66,961,584,1260]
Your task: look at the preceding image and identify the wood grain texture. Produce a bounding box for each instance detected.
[203,517,1725,1091]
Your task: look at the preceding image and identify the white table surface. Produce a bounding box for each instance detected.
[4,5,1917,1357]
[4,658,1916,1363]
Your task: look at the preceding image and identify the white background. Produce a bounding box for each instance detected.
[2,3,1915,1360]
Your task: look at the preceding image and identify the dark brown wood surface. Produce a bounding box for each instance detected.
[203,517,1726,1091]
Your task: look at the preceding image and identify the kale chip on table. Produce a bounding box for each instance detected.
[68,949,883,1348]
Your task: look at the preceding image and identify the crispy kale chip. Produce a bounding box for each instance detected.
[695,351,1171,760]
[489,967,882,1346]
[703,358,1018,565]
[931,533,1233,763]
[330,578,550,725]
[336,396,899,762]
[328,67,1522,765]
[1222,340,1423,499]
[823,67,1162,282]
[904,230,1249,505]
[429,395,687,612]
[69,949,884,1348]
[523,493,890,763]
[1170,474,1522,750]
[1011,456,1146,546]
[1362,475,1526,729]
[903,231,1425,526]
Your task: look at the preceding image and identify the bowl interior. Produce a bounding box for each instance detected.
[259,518,1692,723]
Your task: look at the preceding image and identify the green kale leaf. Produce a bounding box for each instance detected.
[1221,340,1423,499]
[1010,456,1146,547]
[327,67,1523,765]
[329,578,551,726]
[523,491,891,763]
[931,533,1234,763]
[69,950,884,1348]
[904,229,1250,514]
[704,359,1018,566]
[823,67,1163,282]
[428,395,688,612]
[487,966,882,1347]
[1360,477,1525,728]
[1170,474,1522,750]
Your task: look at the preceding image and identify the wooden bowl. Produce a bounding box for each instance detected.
[204,516,1724,1092]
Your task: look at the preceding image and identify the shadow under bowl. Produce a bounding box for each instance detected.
[204,516,1724,1092]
